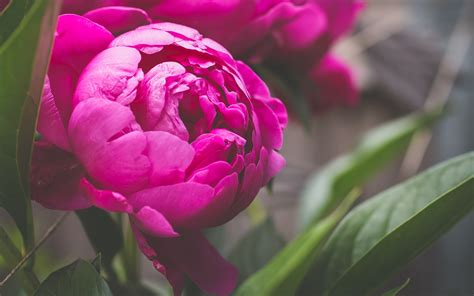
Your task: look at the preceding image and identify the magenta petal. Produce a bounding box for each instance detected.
[307,54,358,111]
[69,99,150,193]
[52,14,113,74]
[84,7,151,36]
[68,98,140,157]
[129,182,215,228]
[131,223,185,295]
[133,206,179,238]
[30,142,90,211]
[145,131,195,186]
[111,26,175,54]
[236,61,288,129]
[80,178,132,213]
[188,161,233,187]
[252,98,284,150]
[89,131,151,194]
[74,47,143,106]
[133,62,186,131]
[37,77,71,151]
[264,149,286,185]
[134,228,238,296]
[164,232,238,296]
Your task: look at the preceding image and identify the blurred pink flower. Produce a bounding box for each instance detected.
[0,0,9,11]
[305,54,358,112]
[31,12,286,296]
[60,0,363,112]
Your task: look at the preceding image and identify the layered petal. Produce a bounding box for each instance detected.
[73,46,144,106]
[128,182,216,228]
[84,6,151,36]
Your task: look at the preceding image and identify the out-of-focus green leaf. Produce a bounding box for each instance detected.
[235,192,358,296]
[300,152,474,295]
[0,226,39,294]
[0,0,61,248]
[228,219,285,285]
[298,108,444,231]
[0,0,34,45]
[381,279,410,296]
[34,259,113,296]
[76,208,123,273]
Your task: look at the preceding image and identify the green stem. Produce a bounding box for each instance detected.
[120,215,140,284]
[247,198,267,226]
[0,227,39,294]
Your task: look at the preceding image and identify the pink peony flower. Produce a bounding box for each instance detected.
[31,11,286,296]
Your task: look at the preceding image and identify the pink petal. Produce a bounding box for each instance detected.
[188,161,233,187]
[145,131,195,186]
[316,0,364,41]
[236,61,288,129]
[79,178,133,213]
[30,142,90,210]
[264,149,286,185]
[74,46,143,106]
[133,227,238,296]
[111,26,175,54]
[69,99,149,193]
[132,62,186,131]
[52,14,113,74]
[128,182,216,228]
[133,206,179,238]
[307,54,358,111]
[252,98,284,150]
[37,77,71,151]
[84,7,151,36]
[131,222,185,295]
[68,98,139,156]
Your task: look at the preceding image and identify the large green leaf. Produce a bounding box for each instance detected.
[300,152,474,295]
[297,108,444,231]
[0,0,34,45]
[0,0,61,248]
[228,219,285,285]
[235,193,358,296]
[34,259,112,296]
[76,208,123,273]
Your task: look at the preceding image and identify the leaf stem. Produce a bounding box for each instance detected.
[121,216,140,284]
[0,227,39,294]
[0,212,69,289]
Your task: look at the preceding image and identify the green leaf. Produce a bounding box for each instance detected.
[228,219,285,285]
[76,208,123,273]
[381,279,410,296]
[91,254,102,273]
[0,0,61,248]
[235,192,358,296]
[0,0,34,45]
[302,152,474,296]
[297,108,444,231]
[0,226,39,294]
[34,259,113,296]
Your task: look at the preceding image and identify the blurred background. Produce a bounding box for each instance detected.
[1,0,473,295]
